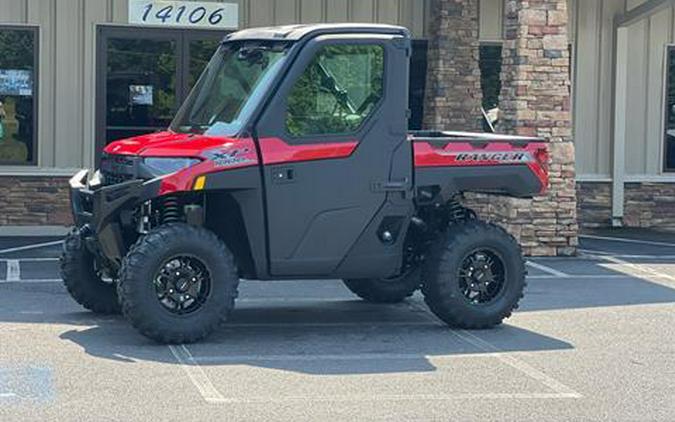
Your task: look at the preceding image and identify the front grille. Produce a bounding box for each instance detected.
[100,153,137,186]
[102,172,133,186]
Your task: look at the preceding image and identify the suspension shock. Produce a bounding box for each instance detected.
[447,199,466,221]
[160,196,181,224]
[447,196,476,222]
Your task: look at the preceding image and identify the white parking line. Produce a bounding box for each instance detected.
[0,257,59,283]
[182,344,580,403]
[193,352,509,364]
[177,304,582,404]
[0,279,62,284]
[528,274,632,279]
[6,260,20,282]
[579,234,675,248]
[526,261,570,278]
[0,258,60,263]
[185,347,581,403]
[452,330,581,399]
[584,253,675,284]
[168,344,227,403]
[407,302,582,399]
[579,249,675,259]
[0,240,63,255]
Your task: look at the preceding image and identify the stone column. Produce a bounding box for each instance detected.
[423,0,483,131]
[490,0,578,256]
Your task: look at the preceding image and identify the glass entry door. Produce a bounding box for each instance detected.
[96,26,223,159]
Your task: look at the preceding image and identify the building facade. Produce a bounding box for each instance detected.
[0,0,674,254]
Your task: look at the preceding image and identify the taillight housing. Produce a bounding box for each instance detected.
[534,146,549,172]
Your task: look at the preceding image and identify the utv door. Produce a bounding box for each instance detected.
[255,34,413,277]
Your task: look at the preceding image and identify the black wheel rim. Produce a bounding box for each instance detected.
[153,256,211,315]
[457,248,506,305]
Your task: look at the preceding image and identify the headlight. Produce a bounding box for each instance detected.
[88,169,103,187]
[142,157,201,176]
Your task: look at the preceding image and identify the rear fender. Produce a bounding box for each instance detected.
[413,141,549,200]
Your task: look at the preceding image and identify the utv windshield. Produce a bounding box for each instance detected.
[170,41,289,136]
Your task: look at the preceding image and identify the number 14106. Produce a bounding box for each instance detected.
[129,1,238,28]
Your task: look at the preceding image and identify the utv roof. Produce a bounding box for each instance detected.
[224,23,410,42]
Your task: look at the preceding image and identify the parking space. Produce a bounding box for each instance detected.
[0,232,674,421]
[0,240,62,283]
[579,232,675,257]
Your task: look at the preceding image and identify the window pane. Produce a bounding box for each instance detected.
[0,28,37,164]
[409,40,428,131]
[286,44,384,137]
[188,38,221,91]
[172,42,288,136]
[106,38,177,143]
[665,47,675,171]
[479,44,502,111]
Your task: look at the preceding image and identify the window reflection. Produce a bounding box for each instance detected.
[286,44,384,137]
[106,38,177,143]
[188,39,221,90]
[664,47,675,172]
[0,28,37,165]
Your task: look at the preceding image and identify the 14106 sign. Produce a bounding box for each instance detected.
[128,0,238,29]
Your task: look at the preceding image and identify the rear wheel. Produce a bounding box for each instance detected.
[422,220,525,328]
[117,223,239,344]
[343,270,421,304]
[60,229,121,314]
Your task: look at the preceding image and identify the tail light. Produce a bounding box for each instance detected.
[534,146,549,172]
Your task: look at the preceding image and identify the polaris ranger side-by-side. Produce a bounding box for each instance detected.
[62,24,549,344]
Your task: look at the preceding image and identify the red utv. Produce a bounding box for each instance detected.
[62,24,548,343]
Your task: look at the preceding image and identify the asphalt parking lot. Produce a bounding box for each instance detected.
[0,231,674,421]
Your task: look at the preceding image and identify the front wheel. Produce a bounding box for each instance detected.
[422,220,525,329]
[60,229,121,314]
[117,223,239,344]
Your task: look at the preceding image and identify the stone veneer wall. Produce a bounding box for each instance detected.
[0,176,72,226]
[423,0,483,131]
[576,182,611,228]
[577,181,675,229]
[465,0,578,256]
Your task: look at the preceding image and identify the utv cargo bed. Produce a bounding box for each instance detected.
[410,131,549,198]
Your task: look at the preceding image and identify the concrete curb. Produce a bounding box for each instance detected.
[0,226,71,237]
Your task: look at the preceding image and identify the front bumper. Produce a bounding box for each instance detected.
[69,169,160,263]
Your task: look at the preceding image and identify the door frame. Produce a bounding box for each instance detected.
[95,25,226,163]
[254,34,412,277]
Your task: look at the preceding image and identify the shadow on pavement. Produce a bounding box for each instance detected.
[55,301,573,375]
[521,270,675,312]
[518,234,675,311]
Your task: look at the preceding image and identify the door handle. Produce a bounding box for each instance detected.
[271,167,296,184]
[371,178,409,192]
